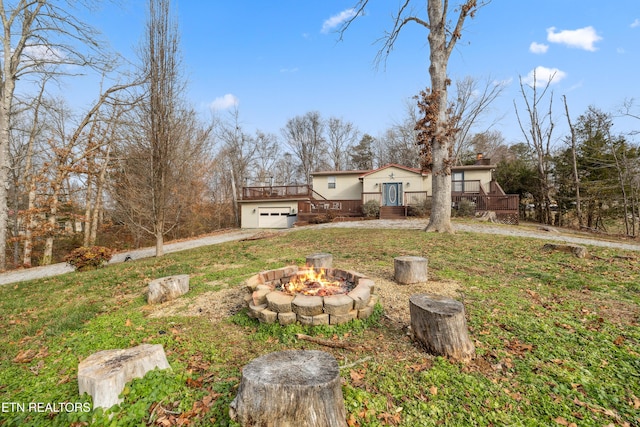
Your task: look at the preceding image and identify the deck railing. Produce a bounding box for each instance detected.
[451,194,519,212]
[242,185,311,200]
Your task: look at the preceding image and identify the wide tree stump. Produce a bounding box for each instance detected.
[306,253,333,269]
[394,256,428,284]
[229,350,347,427]
[409,294,475,362]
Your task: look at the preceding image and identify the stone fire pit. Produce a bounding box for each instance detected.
[243,255,377,326]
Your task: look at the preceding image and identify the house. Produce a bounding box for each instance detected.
[240,155,519,229]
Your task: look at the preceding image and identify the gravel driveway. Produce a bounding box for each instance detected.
[1,220,638,286]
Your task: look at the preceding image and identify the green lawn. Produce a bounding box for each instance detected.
[0,226,638,426]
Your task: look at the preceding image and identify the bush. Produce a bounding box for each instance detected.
[362,200,380,218]
[454,199,476,217]
[407,198,432,217]
[64,246,114,271]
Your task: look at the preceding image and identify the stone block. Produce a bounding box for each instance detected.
[266,291,294,313]
[248,303,267,319]
[323,294,355,315]
[358,305,374,319]
[292,295,324,316]
[348,284,371,310]
[298,313,330,326]
[243,293,253,307]
[148,275,189,304]
[78,344,170,410]
[329,311,357,325]
[278,312,297,326]
[245,274,264,291]
[252,289,270,306]
[258,308,278,323]
[357,278,375,294]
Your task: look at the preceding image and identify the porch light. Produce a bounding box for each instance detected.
[374,183,379,187]
[406,182,410,187]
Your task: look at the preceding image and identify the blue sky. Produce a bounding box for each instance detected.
[70,0,640,147]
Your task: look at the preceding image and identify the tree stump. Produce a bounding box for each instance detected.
[229,350,347,427]
[148,274,190,304]
[306,253,333,269]
[409,294,475,362]
[78,344,171,409]
[394,256,428,284]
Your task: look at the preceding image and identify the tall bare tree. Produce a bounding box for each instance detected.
[514,71,555,225]
[144,0,183,256]
[282,111,328,184]
[326,117,359,171]
[341,0,489,233]
[451,75,506,165]
[0,0,109,269]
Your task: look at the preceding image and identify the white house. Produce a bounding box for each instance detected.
[240,157,518,229]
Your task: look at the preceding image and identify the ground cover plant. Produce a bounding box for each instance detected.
[0,225,638,426]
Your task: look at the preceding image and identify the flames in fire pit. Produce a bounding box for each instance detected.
[279,268,355,297]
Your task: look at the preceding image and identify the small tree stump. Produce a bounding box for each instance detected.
[394,256,428,284]
[541,243,588,258]
[409,294,475,362]
[229,350,347,427]
[306,253,333,269]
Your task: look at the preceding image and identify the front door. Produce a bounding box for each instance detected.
[383,183,402,206]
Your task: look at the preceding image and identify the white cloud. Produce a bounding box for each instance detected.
[22,45,64,63]
[529,42,549,54]
[210,94,239,111]
[546,26,602,51]
[631,19,640,28]
[280,67,299,73]
[523,66,567,87]
[321,9,357,34]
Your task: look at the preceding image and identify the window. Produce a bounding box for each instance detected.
[328,176,336,189]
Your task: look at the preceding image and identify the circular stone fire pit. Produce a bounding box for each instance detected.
[243,256,377,326]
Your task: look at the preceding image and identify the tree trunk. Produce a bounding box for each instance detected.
[409,294,475,362]
[230,350,347,427]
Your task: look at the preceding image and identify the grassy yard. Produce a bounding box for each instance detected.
[0,226,638,426]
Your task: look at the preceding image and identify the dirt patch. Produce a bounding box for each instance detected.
[147,282,246,323]
[373,275,461,328]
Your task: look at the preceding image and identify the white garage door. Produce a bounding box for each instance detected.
[258,208,290,228]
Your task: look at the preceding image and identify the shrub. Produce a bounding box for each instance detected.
[64,246,114,271]
[362,200,380,218]
[407,198,432,217]
[454,199,476,217]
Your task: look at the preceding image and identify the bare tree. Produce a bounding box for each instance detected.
[326,117,359,171]
[562,95,582,228]
[514,71,555,225]
[0,0,110,269]
[341,0,489,233]
[282,111,328,183]
[143,0,183,256]
[451,75,506,165]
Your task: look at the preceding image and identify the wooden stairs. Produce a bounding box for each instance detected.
[379,206,406,220]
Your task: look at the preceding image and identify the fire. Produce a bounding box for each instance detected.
[282,268,349,296]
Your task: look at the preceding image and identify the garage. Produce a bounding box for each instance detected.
[257,207,291,228]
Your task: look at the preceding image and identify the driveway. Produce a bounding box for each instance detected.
[1,220,638,286]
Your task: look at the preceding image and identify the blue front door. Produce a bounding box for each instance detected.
[383,183,402,206]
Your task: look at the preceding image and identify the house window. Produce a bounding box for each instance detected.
[328,176,336,189]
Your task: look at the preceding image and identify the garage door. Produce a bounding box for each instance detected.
[258,208,290,228]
